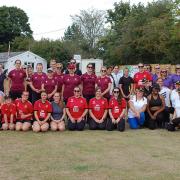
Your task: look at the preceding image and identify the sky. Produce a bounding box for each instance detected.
[0,0,153,40]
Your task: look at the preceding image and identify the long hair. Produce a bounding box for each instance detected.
[53,92,64,109]
[113,87,122,105]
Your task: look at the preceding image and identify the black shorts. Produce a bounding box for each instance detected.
[16,120,32,124]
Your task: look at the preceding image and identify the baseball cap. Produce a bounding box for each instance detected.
[68,64,75,69]
[47,68,53,72]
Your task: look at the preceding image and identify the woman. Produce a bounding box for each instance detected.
[107,88,126,131]
[62,64,81,104]
[89,87,108,130]
[30,63,47,104]
[167,88,180,131]
[128,87,147,129]
[147,84,165,129]
[7,59,27,100]
[66,87,88,131]
[42,68,57,101]
[33,91,52,132]
[1,96,16,130]
[50,92,66,131]
[15,91,33,131]
[53,63,64,93]
[26,65,34,102]
[96,66,112,100]
[81,63,97,102]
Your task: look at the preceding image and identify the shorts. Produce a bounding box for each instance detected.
[16,120,32,124]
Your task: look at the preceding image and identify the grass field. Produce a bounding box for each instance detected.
[0,129,179,180]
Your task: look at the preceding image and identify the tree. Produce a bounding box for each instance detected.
[0,6,32,46]
[70,8,106,57]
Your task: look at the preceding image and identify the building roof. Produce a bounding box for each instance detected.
[0,52,24,63]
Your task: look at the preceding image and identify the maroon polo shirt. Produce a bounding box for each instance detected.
[63,74,81,100]
[8,69,26,92]
[43,76,57,94]
[96,76,111,98]
[81,73,97,96]
[53,73,64,92]
[31,72,47,90]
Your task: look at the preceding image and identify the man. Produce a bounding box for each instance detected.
[50,59,57,73]
[170,64,180,89]
[152,64,161,83]
[7,59,27,100]
[133,63,152,89]
[160,69,172,89]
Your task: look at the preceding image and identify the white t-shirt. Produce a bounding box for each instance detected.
[159,86,171,107]
[170,89,179,108]
[174,97,180,118]
[128,95,147,118]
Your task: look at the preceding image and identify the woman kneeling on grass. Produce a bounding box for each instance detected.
[89,87,108,130]
[33,91,52,132]
[50,92,66,131]
[15,91,33,131]
[66,87,88,131]
[1,96,16,130]
[107,87,126,131]
[128,87,147,129]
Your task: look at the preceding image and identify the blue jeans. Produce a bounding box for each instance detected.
[128,112,145,129]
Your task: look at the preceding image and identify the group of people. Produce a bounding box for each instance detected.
[0,59,179,132]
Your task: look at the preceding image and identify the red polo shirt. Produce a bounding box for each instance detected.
[89,97,108,119]
[109,97,126,119]
[8,69,26,92]
[66,96,88,119]
[34,100,52,119]
[1,103,16,123]
[81,73,97,96]
[54,73,64,92]
[15,99,33,120]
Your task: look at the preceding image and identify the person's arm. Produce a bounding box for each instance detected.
[6,77,11,95]
[34,111,41,124]
[102,82,112,96]
[100,109,108,123]
[116,109,126,123]
[109,109,116,123]
[172,110,176,120]
[10,114,14,124]
[77,109,88,122]
[61,84,64,100]
[4,114,8,124]
[24,79,27,91]
[42,113,51,123]
[60,108,66,121]
[29,82,39,92]
[89,109,99,123]
[129,83,134,96]
[48,85,57,99]
[119,84,126,98]
[154,95,165,117]
[66,108,75,122]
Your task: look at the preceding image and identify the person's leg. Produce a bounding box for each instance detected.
[106,118,114,131]
[16,122,23,131]
[128,117,139,129]
[2,123,8,130]
[138,112,145,127]
[148,118,157,130]
[9,123,15,130]
[40,122,49,132]
[67,118,76,130]
[89,117,98,130]
[50,121,58,131]
[32,121,41,132]
[156,112,164,128]
[99,119,106,130]
[22,122,31,131]
[76,120,85,131]
[58,121,65,131]
[117,119,125,132]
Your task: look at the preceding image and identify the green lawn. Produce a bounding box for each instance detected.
[0,129,179,180]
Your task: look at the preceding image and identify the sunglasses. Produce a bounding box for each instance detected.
[161,71,167,73]
[155,67,160,69]
[101,70,106,72]
[74,90,80,92]
[113,91,119,93]
[138,66,144,68]
[71,62,76,64]
[88,66,93,69]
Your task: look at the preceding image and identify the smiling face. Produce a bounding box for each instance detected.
[138,63,144,73]
[73,87,81,97]
[95,88,102,98]
[15,60,21,69]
